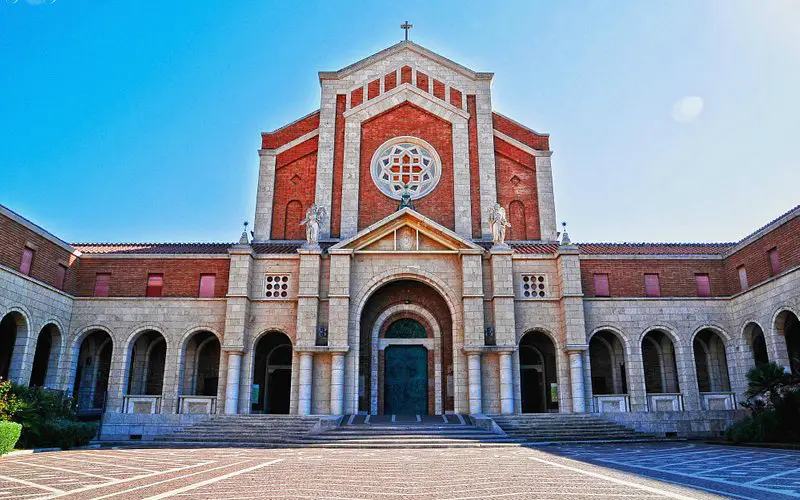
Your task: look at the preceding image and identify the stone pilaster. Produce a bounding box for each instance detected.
[253,150,277,240]
[461,253,485,346]
[295,248,323,346]
[535,153,558,241]
[314,82,337,239]
[489,246,516,346]
[556,244,589,412]
[327,251,352,414]
[475,83,498,239]
[222,241,254,414]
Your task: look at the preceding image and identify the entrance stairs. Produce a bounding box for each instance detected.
[152,415,321,447]
[490,413,664,444]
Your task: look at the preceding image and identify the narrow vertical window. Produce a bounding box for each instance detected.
[20,247,34,275]
[198,274,216,298]
[56,264,67,290]
[146,273,164,297]
[768,248,781,276]
[593,273,610,297]
[644,274,661,297]
[695,273,711,297]
[737,266,748,291]
[94,273,110,297]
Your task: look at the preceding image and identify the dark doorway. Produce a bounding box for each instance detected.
[519,331,558,413]
[384,345,428,414]
[30,325,57,387]
[252,331,292,414]
[0,313,24,381]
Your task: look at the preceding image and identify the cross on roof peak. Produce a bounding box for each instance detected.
[400,21,413,41]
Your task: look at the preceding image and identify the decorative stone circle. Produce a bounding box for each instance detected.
[370,136,442,200]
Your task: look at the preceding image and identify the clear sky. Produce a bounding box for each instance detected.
[1,0,798,244]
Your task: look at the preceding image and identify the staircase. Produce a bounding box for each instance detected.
[152,415,321,447]
[490,413,662,444]
[305,414,522,448]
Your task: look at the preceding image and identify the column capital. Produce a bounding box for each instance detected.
[565,344,589,353]
[222,347,245,354]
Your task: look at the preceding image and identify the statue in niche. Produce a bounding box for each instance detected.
[488,203,511,246]
[300,203,326,248]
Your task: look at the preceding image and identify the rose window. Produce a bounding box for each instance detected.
[370,138,441,200]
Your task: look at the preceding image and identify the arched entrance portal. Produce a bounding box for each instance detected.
[252,331,292,414]
[30,323,62,387]
[519,331,558,413]
[0,312,27,382]
[775,311,800,376]
[359,280,452,415]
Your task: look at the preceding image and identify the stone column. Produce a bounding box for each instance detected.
[224,351,243,414]
[499,351,514,414]
[568,349,586,413]
[467,353,483,414]
[298,352,314,415]
[330,352,345,415]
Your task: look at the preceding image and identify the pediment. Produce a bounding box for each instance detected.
[329,208,484,254]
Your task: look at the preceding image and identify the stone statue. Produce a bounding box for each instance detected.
[300,204,326,247]
[488,203,511,246]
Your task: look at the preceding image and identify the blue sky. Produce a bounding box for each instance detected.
[1,0,798,244]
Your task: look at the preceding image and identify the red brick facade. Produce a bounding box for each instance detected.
[492,113,549,150]
[724,216,800,293]
[74,258,230,298]
[0,213,77,293]
[357,103,456,231]
[271,137,318,240]
[495,138,540,241]
[261,111,319,149]
[580,259,729,298]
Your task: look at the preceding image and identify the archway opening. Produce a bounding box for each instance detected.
[642,330,680,394]
[30,323,62,387]
[0,312,26,381]
[252,331,292,414]
[589,330,627,395]
[776,311,800,376]
[127,330,167,396]
[519,331,558,413]
[359,279,451,415]
[693,329,731,392]
[744,323,769,367]
[181,331,220,397]
[73,330,113,415]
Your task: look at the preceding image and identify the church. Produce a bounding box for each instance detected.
[1,39,798,440]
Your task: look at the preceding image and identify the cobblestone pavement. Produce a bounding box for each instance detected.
[546,442,800,499]
[0,444,793,499]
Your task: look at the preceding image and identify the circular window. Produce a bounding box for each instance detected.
[370,137,442,200]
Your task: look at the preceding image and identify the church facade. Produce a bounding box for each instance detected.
[1,41,799,438]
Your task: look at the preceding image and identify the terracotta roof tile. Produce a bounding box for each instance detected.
[576,242,735,256]
[72,243,233,255]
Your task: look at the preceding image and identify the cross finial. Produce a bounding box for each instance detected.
[401,21,413,41]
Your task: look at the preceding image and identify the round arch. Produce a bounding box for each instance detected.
[518,328,560,413]
[251,330,293,414]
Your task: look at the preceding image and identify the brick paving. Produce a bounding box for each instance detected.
[0,444,795,499]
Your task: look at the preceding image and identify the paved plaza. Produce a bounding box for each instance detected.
[0,443,798,499]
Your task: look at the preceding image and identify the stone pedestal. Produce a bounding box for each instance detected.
[224,351,243,414]
[298,352,314,415]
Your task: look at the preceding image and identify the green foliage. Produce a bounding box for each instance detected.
[726,362,800,443]
[0,421,22,455]
[9,385,96,449]
[32,420,98,450]
[0,378,23,421]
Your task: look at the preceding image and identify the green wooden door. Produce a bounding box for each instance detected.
[384,345,428,415]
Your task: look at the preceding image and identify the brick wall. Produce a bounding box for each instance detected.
[270,137,318,240]
[492,113,549,150]
[495,139,540,240]
[0,213,78,293]
[358,103,455,231]
[261,111,319,149]
[724,216,800,293]
[74,258,230,297]
[579,259,728,298]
